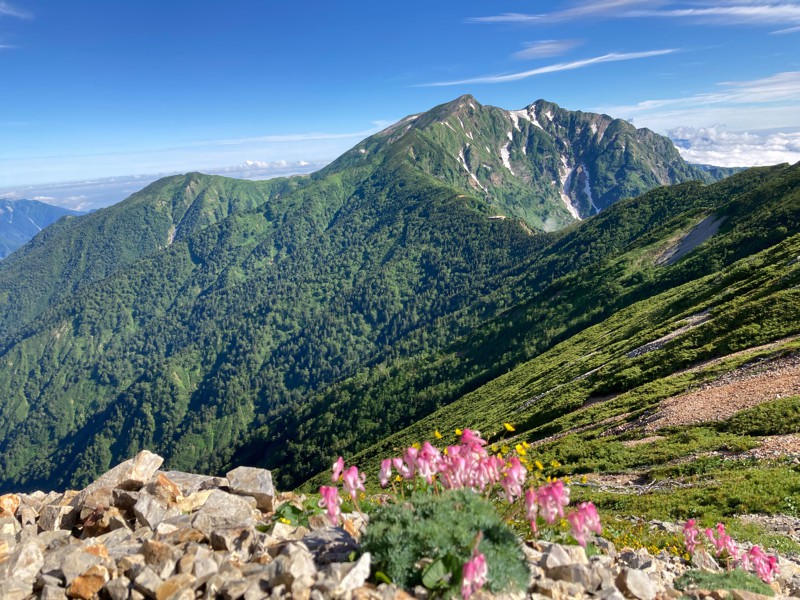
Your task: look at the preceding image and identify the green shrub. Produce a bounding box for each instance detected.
[720,395,800,436]
[362,489,529,596]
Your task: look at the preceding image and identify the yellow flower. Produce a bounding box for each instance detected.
[497,453,503,460]
[550,459,561,468]
[503,422,515,432]
[279,518,291,525]
[563,476,571,484]
[455,428,463,436]
[515,443,526,456]
[580,475,587,484]
[395,475,402,482]
[535,460,544,471]
[501,445,510,454]
[434,430,443,439]
[522,441,530,449]
[412,442,421,450]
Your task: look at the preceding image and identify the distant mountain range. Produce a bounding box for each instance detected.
[0,199,81,259]
[0,95,788,493]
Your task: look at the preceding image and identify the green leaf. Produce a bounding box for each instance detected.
[374,571,392,585]
[421,557,453,590]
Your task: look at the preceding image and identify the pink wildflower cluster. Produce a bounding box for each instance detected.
[461,549,488,600]
[381,430,514,494]
[319,456,366,525]
[682,520,780,584]
[566,502,602,547]
[381,429,600,547]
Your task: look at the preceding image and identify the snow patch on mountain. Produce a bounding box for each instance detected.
[501,143,513,174]
[26,217,42,232]
[558,156,581,220]
[458,148,487,193]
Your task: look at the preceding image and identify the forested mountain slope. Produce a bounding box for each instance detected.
[0,96,734,491]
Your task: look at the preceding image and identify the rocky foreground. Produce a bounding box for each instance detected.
[0,451,798,600]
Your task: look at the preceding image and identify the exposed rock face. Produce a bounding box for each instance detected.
[0,452,797,599]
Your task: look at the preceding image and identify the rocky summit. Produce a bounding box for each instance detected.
[0,451,797,600]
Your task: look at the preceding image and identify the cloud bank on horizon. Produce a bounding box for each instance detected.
[0,0,798,193]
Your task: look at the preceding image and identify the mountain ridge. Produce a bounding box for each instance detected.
[0,199,81,260]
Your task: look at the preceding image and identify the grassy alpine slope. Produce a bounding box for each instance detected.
[339,162,800,551]
[0,95,753,492]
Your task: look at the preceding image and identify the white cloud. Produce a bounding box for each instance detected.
[0,1,31,19]
[422,49,677,86]
[208,159,327,180]
[513,39,581,59]
[629,3,800,31]
[471,1,800,33]
[468,0,655,24]
[596,71,800,127]
[669,125,800,166]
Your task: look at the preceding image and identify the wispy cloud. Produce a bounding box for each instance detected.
[0,1,32,19]
[599,71,800,115]
[471,1,800,33]
[629,3,800,31]
[468,0,654,24]
[513,39,581,60]
[593,70,800,137]
[421,49,677,86]
[669,125,800,166]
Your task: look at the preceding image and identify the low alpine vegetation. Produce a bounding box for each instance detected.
[321,427,603,598]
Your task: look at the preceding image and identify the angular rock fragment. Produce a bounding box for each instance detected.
[226,466,275,511]
[616,567,658,600]
[191,490,255,536]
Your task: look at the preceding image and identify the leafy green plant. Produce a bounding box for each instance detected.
[674,569,774,596]
[362,489,529,597]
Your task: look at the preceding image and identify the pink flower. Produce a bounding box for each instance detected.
[342,465,366,500]
[499,457,527,503]
[524,488,538,533]
[392,446,419,480]
[705,523,738,560]
[416,442,442,483]
[460,429,488,457]
[332,456,345,482]
[683,519,700,554]
[537,480,570,524]
[749,546,779,583]
[461,549,488,600]
[567,502,601,547]
[379,458,392,488]
[318,485,342,525]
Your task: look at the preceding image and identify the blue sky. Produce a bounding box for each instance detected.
[1,0,799,209]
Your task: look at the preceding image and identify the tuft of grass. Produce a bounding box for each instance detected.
[674,569,774,596]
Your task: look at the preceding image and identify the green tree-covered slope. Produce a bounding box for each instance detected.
[0,96,737,491]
